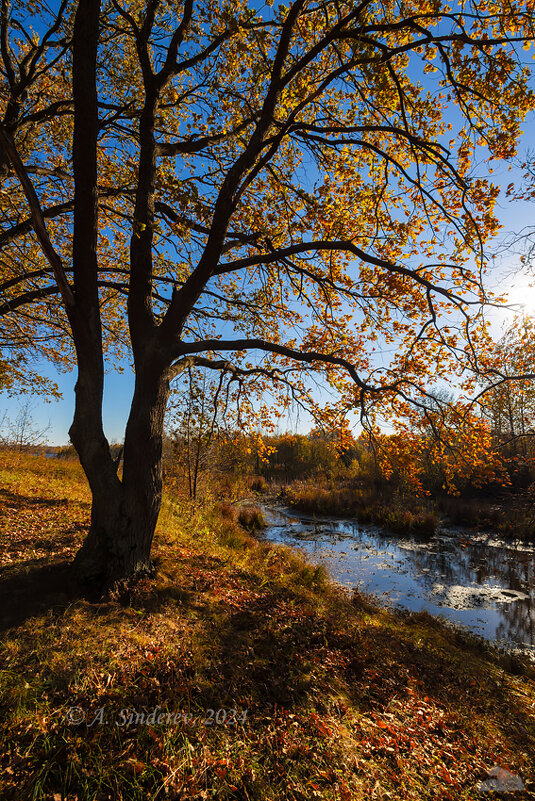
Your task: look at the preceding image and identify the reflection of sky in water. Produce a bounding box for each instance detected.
[262,507,535,650]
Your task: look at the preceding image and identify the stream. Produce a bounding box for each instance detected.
[261,506,535,652]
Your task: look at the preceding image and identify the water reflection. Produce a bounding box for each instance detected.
[262,507,535,650]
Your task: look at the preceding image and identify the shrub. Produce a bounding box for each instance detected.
[250,476,268,494]
[238,505,266,532]
[215,501,237,521]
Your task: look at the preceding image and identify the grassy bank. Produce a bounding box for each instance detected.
[436,494,535,540]
[1,451,535,800]
[280,479,535,540]
[282,482,439,536]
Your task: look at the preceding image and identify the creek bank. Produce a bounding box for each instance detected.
[274,481,535,541]
[260,504,535,654]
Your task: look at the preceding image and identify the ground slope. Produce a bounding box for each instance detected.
[1,451,534,800]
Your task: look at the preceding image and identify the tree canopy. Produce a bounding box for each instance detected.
[0,0,534,588]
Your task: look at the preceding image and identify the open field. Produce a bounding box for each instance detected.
[1,451,535,800]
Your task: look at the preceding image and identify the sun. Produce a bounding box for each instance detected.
[500,277,535,318]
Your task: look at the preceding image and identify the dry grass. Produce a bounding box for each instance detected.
[284,482,439,536]
[1,452,535,800]
[0,450,90,568]
[237,505,266,532]
[249,476,269,494]
[438,494,535,539]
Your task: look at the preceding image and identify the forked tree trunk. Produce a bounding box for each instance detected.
[72,366,170,595]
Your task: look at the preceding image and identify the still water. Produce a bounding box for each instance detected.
[262,507,535,651]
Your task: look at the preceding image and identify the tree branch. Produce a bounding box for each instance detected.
[176,337,376,392]
[0,122,75,308]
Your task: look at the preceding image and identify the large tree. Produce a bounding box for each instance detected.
[0,0,533,592]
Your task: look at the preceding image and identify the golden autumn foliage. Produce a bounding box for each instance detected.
[377,405,508,495]
[480,315,535,447]
[0,0,534,408]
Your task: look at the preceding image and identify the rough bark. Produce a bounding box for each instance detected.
[121,361,171,575]
[73,362,170,595]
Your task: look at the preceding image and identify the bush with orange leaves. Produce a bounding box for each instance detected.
[376,403,510,496]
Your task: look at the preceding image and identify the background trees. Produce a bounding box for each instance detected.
[0,400,50,451]
[167,367,233,499]
[481,317,535,452]
[0,0,534,591]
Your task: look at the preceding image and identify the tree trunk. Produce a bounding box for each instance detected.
[73,364,170,595]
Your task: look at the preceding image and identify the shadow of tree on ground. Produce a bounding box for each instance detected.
[0,559,82,632]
